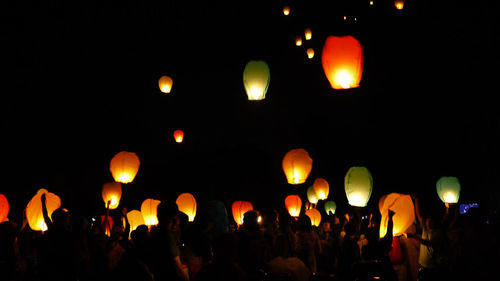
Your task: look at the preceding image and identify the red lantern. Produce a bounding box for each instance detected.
[313,178,329,200]
[101,215,113,237]
[285,195,302,218]
[173,130,184,143]
[0,194,9,223]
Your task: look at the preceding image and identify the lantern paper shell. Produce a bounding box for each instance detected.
[305,208,321,227]
[243,60,270,101]
[304,28,312,40]
[282,149,313,185]
[174,130,184,143]
[307,186,319,204]
[176,193,197,222]
[285,195,302,218]
[321,35,364,89]
[102,182,122,209]
[26,189,61,232]
[313,178,329,200]
[141,199,161,227]
[394,0,404,10]
[295,36,303,46]
[436,177,461,203]
[0,194,9,223]
[307,48,315,59]
[110,151,141,184]
[283,6,290,16]
[127,210,145,232]
[379,193,415,237]
[159,75,173,93]
[324,201,337,215]
[344,167,373,207]
[232,201,253,226]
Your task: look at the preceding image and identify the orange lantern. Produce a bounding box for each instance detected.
[101,215,113,237]
[306,48,315,59]
[304,28,312,40]
[370,1,374,6]
[26,189,61,232]
[110,151,141,184]
[283,5,290,16]
[101,182,122,209]
[285,195,302,218]
[176,193,197,222]
[305,208,321,227]
[141,198,161,227]
[313,178,329,200]
[394,0,404,10]
[282,148,313,185]
[295,36,302,46]
[232,201,253,226]
[321,35,364,89]
[173,130,184,143]
[158,75,173,94]
[0,194,9,223]
[127,210,145,233]
[378,193,415,237]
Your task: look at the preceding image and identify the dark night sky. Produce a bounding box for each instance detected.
[1,0,499,217]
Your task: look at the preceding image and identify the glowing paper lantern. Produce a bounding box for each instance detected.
[321,35,364,89]
[102,182,122,209]
[282,148,313,185]
[174,130,184,143]
[26,189,61,232]
[324,201,337,215]
[159,75,173,93]
[295,36,303,46]
[101,215,113,237]
[141,198,161,227]
[436,177,461,204]
[305,208,321,227]
[370,1,374,6]
[379,193,415,237]
[110,151,141,184]
[176,193,197,222]
[313,178,329,200]
[283,6,290,16]
[285,195,302,218]
[0,194,9,222]
[304,28,312,40]
[307,186,318,204]
[307,48,315,59]
[232,201,253,226]
[344,167,373,207]
[127,210,145,232]
[243,60,270,101]
[394,0,404,10]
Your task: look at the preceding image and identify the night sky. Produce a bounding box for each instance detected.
[2,0,499,218]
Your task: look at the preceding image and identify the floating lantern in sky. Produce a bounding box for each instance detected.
[102,182,122,209]
[307,48,315,59]
[283,5,290,16]
[285,195,302,218]
[313,178,329,200]
[174,130,184,143]
[324,200,337,215]
[26,189,61,232]
[295,36,303,46]
[282,148,313,185]
[436,177,461,203]
[370,1,374,6]
[304,28,312,40]
[232,201,253,226]
[307,186,319,204]
[394,0,404,10]
[110,151,140,184]
[305,208,321,227]
[141,198,161,227]
[345,167,373,207]
[321,35,364,89]
[243,60,270,101]
[176,193,197,222]
[127,210,145,233]
[158,75,173,94]
[379,193,415,237]
[0,194,9,222]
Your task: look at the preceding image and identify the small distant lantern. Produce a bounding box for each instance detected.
[243,60,271,101]
[102,182,122,209]
[110,151,141,184]
[232,201,253,226]
[394,0,404,10]
[307,186,319,204]
[283,5,290,16]
[174,130,184,143]
[324,200,337,215]
[26,189,61,232]
[141,198,161,228]
[127,210,145,233]
[159,75,173,94]
[176,193,197,222]
[101,215,113,237]
[304,28,312,40]
[307,48,315,59]
[436,177,461,204]
[305,208,321,227]
[295,36,303,46]
[285,195,302,218]
[344,167,373,207]
[0,194,9,223]
[379,193,415,237]
[313,178,329,200]
[370,1,374,6]
[321,35,364,90]
[282,148,313,185]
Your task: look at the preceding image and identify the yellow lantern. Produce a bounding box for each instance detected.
[101,182,122,209]
[282,148,313,185]
[243,60,271,101]
[379,193,415,237]
[304,28,312,40]
[176,193,197,222]
[436,177,460,204]
[173,130,184,143]
[324,201,337,215]
[285,195,302,218]
[232,201,253,226]
[307,186,318,204]
[158,75,173,94]
[283,5,290,16]
[369,1,374,6]
[306,48,315,59]
[344,167,373,207]
[141,198,161,227]
[295,36,303,46]
[110,151,141,184]
[305,208,321,227]
[0,194,9,223]
[313,178,329,200]
[394,0,404,10]
[26,189,61,232]
[127,210,145,233]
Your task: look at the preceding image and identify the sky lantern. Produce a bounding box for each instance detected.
[127,210,145,233]
[243,60,270,101]
[282,148,313,185]
[283,5,290,16]
[379,193,415,237]
[305,208,321,227]
[324,200,337,215]
[307,186,319,205]
[285,195,302,218]
[173,129,184,143]
[0,194,9,222]
[110,151,140,184]
[232,201,253,226]
[306,48,315,59]
[176,193,197,222]
[295,36,303,46]
[158,75,173,94]
[26,189,61,232]
[313,178,329,200]
[436,177,461,204]
[101,182,122,209]
[321,35,364,90]
[304,28,312,40]
[344,167,373,207]
[394,0,404,10]
[141,198,161,228]
[370,1,374,6]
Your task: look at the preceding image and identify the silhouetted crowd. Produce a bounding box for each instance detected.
[1,193,499,281]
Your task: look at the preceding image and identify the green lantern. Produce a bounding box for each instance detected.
[243,60,270,101]
[324,200,337,215]
[436,176,460,203]
[345,166,373,207]
[307,186,319,204]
